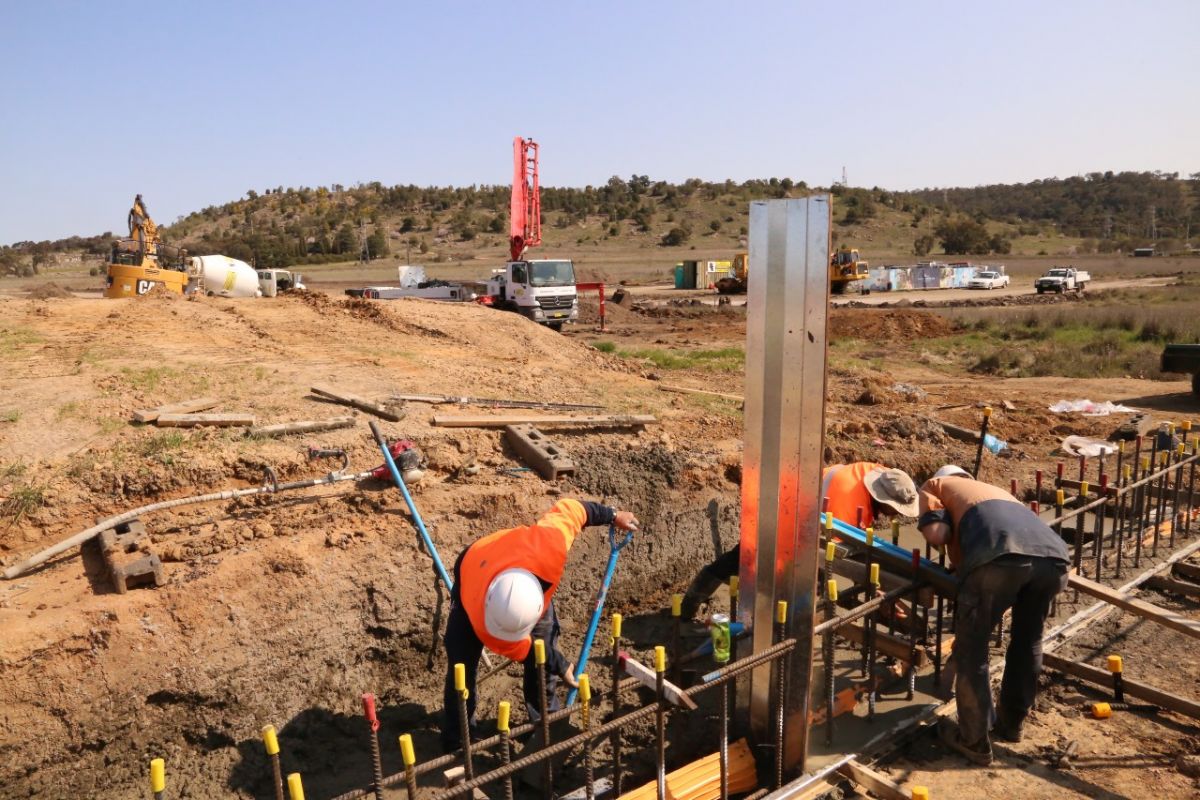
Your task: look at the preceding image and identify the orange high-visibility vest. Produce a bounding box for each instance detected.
[459,499,587,661]
[821,462,884,529]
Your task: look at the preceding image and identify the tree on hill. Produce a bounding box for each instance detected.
[661,224,691,246]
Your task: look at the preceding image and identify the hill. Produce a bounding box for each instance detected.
[3,172,1197,276]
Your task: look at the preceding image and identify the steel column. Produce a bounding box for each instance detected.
[737,196,831,774]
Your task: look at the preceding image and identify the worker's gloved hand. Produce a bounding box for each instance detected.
[613,510,639,532]
[561,661,579,688]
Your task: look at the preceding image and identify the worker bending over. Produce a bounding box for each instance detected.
[441,498,639,753]
[918,465,1068,765]
[680,462,919,618]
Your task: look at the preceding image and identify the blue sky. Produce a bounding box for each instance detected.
[2,0,1197,243]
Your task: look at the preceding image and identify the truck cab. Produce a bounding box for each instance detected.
[487,259,578,330]
[257,269,306,297]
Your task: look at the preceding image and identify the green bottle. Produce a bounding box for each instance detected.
[710,613,731,664]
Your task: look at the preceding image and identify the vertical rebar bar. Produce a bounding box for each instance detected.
[719,681,730,800]
[1135,456,1149,568]
[869,564,881,720]
[670,594,682,685]
[150,758,165,800]
[579,675,594,800]
[973,407,992,479]
[934,549,945,690]
[450,666,473,783]
[1036,469,1044,506]
[1055,461,1064,493]
[1079,455,1087,483]
[774,601,788,788]
[1093,476,1108,582]
[1153,452,1169,557]
[654,646,667,800]
[535,640,552,800]
[861,527,874,678]
[494,704,513,800]
[1171,445,1184,549]
[261,725,284,800]
[907,549,919,701]
[1115,465,1130,579]
[1186,436,1198,534]
[823,583,837,747]
[362,693,385,800]
[399,734,419,800]
[610,615,623,797]
[1073,483,1087,597]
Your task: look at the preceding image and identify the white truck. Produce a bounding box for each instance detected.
[1035,266,1090,294]
[257,269,306,297]
[345,260,579,330]
[968,270,1011,290]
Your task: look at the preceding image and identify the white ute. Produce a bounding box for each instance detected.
[968,270,1010,290]
[1035,267,1090,294]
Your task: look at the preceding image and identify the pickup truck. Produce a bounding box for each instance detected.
[1161,344,1200,399]
[1035,267,1090,294]
[968,270,1010,290]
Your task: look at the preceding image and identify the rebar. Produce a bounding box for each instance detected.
[655,646,667,800]
[1153,453,1168,557]
[670,594,682,685]
[610,614,623,797]
[813,580,919,636]
[1072,489,1087,599]
[1187,436,1198,534]
[869,564,881,720]
[823,582,836,747]
[1093,476,1108,582]
[496,702,513,800]
[1115,466,1130,579]
[973,407,992,479]
[860,527,874,678]
[1170,447,1184,548]
[580,677,594,800]
[774,601,788,788]
[362,694,385,800]
[906,549,919,700]
[535,640,552,800]
[399,734,418,800]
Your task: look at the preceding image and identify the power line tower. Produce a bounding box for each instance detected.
[1148,205,1158,240]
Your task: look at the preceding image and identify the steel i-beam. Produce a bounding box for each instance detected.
[736,196,831,773]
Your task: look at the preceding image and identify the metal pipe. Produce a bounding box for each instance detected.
[1093,475,1108,582]
[906,549,920,700]
[869,564,881,721]
[972,407,992,479]
[568,526,633,706]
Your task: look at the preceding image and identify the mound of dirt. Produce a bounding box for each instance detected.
[829,309,958,340]
[25,282,73,300]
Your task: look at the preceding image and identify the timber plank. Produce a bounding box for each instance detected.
[156,413,255,428]
[433,414,657,429]
[247,416,356,438]
[1068,572,1200,640]
[1042,652,1200,720]
[132,397,219,424]
[310,385,403,421]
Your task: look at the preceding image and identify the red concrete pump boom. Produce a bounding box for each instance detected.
[509,136,541,262]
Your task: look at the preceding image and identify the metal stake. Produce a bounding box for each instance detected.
[1115,465,1130,579]
[972,407,992,479]
[861,527,874,678]
[1094,476,1108,582]
[1171,445,1185,548]
[670,594,682,685]
[579,676,594,800]
[907,549,920,701]
[869,564,881,720]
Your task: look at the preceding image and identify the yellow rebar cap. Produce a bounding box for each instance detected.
[1107,655,1123,674]
[775,600,787,624]
[579,674,591,703]
[534,639,546,665]
[671,594,682,617]
[496,702,510,733]
[262,724,280,756]
[612,613,623,639]
[1092,702,1112,719]
[150,758,165,793]
[287,772,306,800]
[827,580,838,602]
[911,788,930,800]
[399,733,416,766]
[654,645,666,673]
[870,563,880,586]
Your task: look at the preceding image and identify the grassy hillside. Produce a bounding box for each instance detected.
[4,173,1196,278]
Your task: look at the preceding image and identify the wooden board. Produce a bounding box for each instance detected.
[1146,575,1200,599]
[836,760,911,800]
[247,416,356,438]
[155,413,255,428]
[310,385,403,422]
[658,384,744,402]
[836,621,928,667]
[1042,652,1200,720]
[1173,561,1200,582]
[132,397,218,424]
[1068,572,1200,640]
[433,414,657,429]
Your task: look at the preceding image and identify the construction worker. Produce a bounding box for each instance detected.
[918,465,1069,766]
[679,463,919,618]
[440,498,639,753]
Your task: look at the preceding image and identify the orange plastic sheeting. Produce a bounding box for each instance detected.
[618,738,757,800]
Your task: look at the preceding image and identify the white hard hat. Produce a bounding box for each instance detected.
[484,568,544,642]
[934,465,971,479]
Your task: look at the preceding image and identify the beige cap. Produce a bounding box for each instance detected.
[863,467,919,517]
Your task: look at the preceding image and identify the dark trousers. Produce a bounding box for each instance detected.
[702,544,740,582]
[441,554,562,752]
[952,554,1068,747]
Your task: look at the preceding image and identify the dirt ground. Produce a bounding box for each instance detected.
[2,287,1199,799]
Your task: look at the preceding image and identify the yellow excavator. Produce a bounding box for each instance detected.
[104,194,189,298]
[829,246,869,294]
[714,247,869,295]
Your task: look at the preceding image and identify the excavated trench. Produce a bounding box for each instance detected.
[0,442,740,799]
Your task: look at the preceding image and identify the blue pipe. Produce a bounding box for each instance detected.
[566,525,634,706]
[369,422,453,592]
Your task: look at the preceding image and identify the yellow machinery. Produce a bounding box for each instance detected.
[714,252,749,294]
[829,246,868,294]
[104,194,189,298]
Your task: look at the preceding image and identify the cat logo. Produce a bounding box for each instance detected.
[136,280,154,295]
[223,271,236,291]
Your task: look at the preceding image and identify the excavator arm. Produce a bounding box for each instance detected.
[127,194,159,261]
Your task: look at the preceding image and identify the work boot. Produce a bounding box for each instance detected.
[992,714,1024,743]
[938,718,993,766]
[679,570,725,619]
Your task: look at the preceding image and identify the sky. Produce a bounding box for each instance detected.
[2,0,1197,244]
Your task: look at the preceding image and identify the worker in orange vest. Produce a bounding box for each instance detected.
[440,498,640,753]
[679,463,919,618]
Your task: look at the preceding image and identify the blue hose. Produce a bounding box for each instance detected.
[369,421,453,592]
[566,524,634,706]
